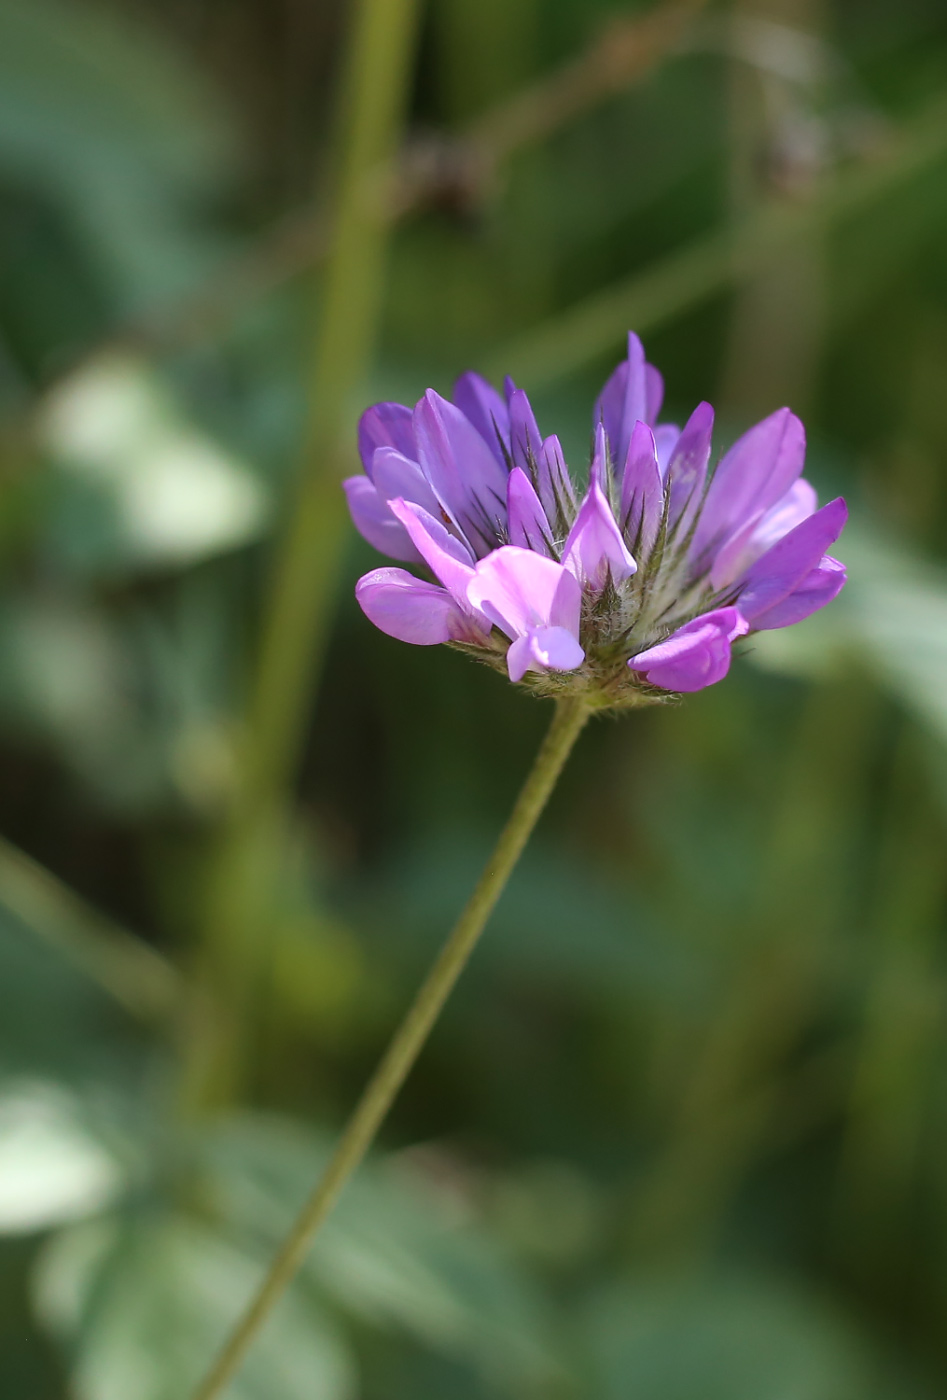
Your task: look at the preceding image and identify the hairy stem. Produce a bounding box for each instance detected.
[189,697,591,1400]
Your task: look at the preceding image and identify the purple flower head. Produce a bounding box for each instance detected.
[346,331,847,705]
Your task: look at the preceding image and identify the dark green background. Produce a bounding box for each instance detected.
[1,0,947,1395]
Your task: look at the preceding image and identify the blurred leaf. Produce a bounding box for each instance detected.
[39,355,268,571]
[0,1080,123,1235]
[34,1212,356,1400]
[580,1271,879,1400]
[202,1114,562,1393]
[0,0,237,313]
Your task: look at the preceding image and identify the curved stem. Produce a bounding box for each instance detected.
[190,696,591,1400]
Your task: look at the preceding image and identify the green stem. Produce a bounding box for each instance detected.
[182,0,421,1111]
[189,697,591,1400]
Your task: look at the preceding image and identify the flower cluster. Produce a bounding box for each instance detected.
[345,333,846,705]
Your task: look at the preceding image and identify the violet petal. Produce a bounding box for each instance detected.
[372,446,440,519]
[645,363,664,425]
[628,607,748,692]
[594,331,649,470]
[343,476,421,563]
[749,556,847,630]
[667,401,714,533]
[710,477,817,589]
[654,424,681,478]
[507,467,553,555]
[694,407,805,558]
[737,498,848,622]
[536,433,576,522]
[452,371,510,465]
[620,420,663,557]
[508,387,544,478]
[413,389,509,552]
[357,402,416,477]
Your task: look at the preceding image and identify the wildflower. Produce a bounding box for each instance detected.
[345,333,846,704]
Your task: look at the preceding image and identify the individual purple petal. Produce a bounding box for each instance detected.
[387,498,478,608]
[371,446,440,519]
[628,607,749,692]
[452,372,511,466]
[749,556,846,630]
[710,477,817,588]
[413,389,509,552]
[737,497,847,623]
[594,331,649,470]
[589,421,609,491]
[466,546,582,643]
[508,387,544,478]
[343,476,422,563]
[620,421,663,557]
[507,468,553,555]
[666,401,714,532]
[506,626,585,683]
[356,568,472,645]
[357,402,416,477]
[564,457,637,591]
[536,434,576,522]
[654,424,680,478]
[694,407,805,559]
[645,363,664,425]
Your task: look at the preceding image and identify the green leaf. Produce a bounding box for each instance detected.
[0,1080,123,1235]
[580,1271,878,1400]
[202,1114,562,1393]
[34,1212,356,1400]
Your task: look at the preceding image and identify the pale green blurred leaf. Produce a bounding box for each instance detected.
[39,355,269,570]
[581,1271,878,1400]
[0,1080,123,1235]
[34,1213,356,1400]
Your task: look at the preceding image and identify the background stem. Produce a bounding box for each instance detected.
[189,696,591,1400]
[182,0,422,1111]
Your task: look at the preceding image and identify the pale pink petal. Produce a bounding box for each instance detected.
[466,546,581,642]
[356,568,468,644]
[563,469,636,592]
[387,498,477,611]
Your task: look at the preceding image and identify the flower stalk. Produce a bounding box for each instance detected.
[189,696,592,1400]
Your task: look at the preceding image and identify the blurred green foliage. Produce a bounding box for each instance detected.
[2,0,947,1395]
